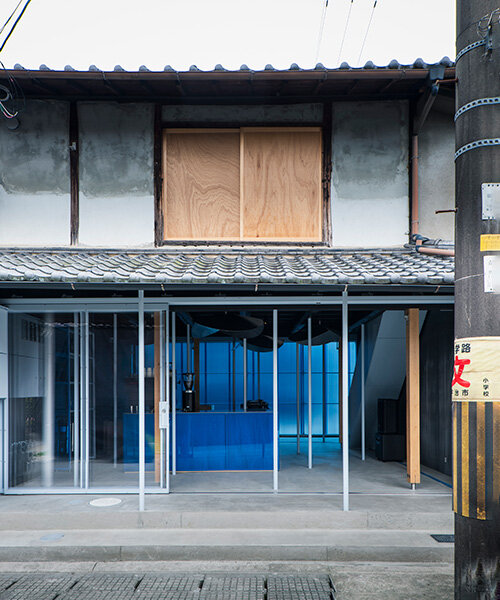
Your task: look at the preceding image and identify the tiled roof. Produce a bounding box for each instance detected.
[0,249,454,286]
[12,57,454,73]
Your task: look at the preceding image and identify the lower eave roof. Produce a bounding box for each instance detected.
[0,249,454,288]
[0,62,456,102]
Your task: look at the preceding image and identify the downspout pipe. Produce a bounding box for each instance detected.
[411,133,419,239]
[410,68,443,241]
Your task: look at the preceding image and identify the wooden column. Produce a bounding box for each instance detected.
[405,308,420,486]
[154,312,161,482]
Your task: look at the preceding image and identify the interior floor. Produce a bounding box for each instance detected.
[8,439,452,495]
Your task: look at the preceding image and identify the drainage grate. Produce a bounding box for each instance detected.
[431,534,455,543]
[200,575,265,600]
[267,575,334,600]
[2,575,76,600]
[0,573,336,600]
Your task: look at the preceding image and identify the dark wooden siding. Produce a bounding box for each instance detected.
[419,309,454,476]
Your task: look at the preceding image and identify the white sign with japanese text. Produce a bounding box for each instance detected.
[452,337,500,401]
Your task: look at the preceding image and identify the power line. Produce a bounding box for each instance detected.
[0,0,33,55]
[357,0,378,66]
[337,0,354,65]
[0,0,24,36]
[314,0,329,65]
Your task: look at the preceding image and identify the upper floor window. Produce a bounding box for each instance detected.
[162,127,322,242]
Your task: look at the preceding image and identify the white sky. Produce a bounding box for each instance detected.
[0,0,456,71]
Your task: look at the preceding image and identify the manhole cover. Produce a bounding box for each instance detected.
[40,533,64,542]
[89,497,122,507]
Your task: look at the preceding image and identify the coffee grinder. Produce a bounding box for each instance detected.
[182,372,198,412]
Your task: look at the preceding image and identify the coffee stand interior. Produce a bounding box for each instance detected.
[4,293,453,509]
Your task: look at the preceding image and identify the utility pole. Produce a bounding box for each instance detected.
[455,1,500,597]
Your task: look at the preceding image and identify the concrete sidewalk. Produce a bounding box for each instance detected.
[0,527,453,563]
[0,562,454,600]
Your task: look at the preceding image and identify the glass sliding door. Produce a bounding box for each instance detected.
[8,313,79,489]
[87,313,139,490]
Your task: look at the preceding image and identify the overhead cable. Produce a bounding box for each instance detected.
[0,0,33,55]
[0,59,25,119]
[0,0,24,36]
[314,0,329,65]
[357,0,378,66]
[337,0,354,65]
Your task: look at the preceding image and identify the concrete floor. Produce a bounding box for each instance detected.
[169,440,452,494]
[9,440,452,495]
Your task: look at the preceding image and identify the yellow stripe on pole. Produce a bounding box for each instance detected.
[453,402,458,513]
[462,403,470,518]
[476,401,486,520]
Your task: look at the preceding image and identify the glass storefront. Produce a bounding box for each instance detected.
[8,311,143,491]
[6,306,354,494]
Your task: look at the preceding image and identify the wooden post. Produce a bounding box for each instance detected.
[405,308,420,486]
[154,312,161,483]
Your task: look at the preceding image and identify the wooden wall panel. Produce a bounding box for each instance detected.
[241,128,322,241]
[164,131,240,240]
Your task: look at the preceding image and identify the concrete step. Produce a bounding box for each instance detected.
[0,509,453,531]
[0,528,454,563]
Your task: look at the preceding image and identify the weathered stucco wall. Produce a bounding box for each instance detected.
[0,99,454,249]
[418,111,455,241]
[331,101,409,248]
[0,100,70,246]
[78,102,154,247]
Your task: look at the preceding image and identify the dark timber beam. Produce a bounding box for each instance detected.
[69,102,79,245]
[153,104,163,247]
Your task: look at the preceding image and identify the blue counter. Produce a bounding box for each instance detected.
[176,412,273,471]
[123,411,273,471]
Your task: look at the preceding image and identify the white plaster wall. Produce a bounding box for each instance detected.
[0,100,70,246]
[418,111,455,241]
[78,102,154,247]
[331,101,409,248]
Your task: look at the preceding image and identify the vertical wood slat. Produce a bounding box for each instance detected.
[406,308,420,485]
[154,312,161,483]
[69,102,79,245]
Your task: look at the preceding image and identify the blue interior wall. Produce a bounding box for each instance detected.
[147,340,356,437]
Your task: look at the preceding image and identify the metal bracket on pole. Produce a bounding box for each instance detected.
[455,97,500,121]
[455,138,500,161]
[455,39,486,62]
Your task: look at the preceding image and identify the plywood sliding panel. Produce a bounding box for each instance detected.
[241,128,322,241]
[163,130,240,240]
